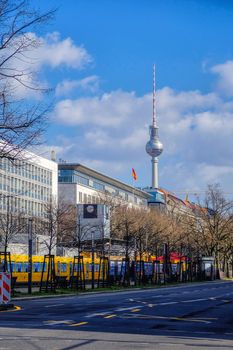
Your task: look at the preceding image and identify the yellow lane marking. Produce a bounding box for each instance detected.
[131,309,141,312]
[104,314,116,319]
[0,305,21,312]
[70,322,88,327]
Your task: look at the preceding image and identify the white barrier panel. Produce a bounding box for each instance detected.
[0,273,11,304]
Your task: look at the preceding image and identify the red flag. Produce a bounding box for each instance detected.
[132,168,138,181]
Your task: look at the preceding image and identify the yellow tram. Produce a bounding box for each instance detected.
[7,254,106,284]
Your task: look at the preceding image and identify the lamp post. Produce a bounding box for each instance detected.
[28,218,33,294]
[91,230,95,289]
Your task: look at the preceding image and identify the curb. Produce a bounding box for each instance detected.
[12,279,228,301]
[12,293,77,301]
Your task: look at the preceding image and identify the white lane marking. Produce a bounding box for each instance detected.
[159,302,178,305]
[85,311,111,318]
[116,306,142,312]
[43,320,73,325]
[31,296,77,301]
[44,304,64,308]
[182,298,207,303]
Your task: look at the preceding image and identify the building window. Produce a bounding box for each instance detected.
[79,192,83,203]
[93,181,105,191]
[77,175,89,186]
[83,194,87,203]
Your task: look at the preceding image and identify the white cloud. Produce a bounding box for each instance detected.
[53,90,149,127]
[211,60,233,95]
[34,32,92,69]
[50,77,233,192]
[55,76,99,96]
[2,32,92,99]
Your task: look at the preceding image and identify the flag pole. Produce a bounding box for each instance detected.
[131,168,137,203]
[132,175,135,203]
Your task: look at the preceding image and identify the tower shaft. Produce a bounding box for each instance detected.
[152,157,158,188]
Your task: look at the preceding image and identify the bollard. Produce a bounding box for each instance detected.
[0,272,11,304]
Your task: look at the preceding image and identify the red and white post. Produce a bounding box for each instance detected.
[0,272,11,304]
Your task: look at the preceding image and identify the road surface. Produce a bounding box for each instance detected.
[1,281,233,349]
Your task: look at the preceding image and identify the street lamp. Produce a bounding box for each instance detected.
[28,218,33,294]
[91,229,95,289]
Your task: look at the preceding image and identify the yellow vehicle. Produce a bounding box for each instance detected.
[3,254,107,284]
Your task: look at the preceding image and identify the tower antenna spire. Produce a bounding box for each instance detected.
[153,64,156,127]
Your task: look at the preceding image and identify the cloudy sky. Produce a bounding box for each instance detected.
[27,0,233,197]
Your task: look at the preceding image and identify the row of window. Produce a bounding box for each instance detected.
[59,170,146,206]
[0,196,49,218]
[9,262,102,273]
[0,174,52,202]
[9,261,155,275]
[77,190,146,206]
[78,192,102,204]
[0,159,52,185]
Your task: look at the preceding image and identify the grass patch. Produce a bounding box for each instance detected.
[12,280,206,298]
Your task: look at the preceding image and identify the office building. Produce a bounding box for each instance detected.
[0,150,58,254]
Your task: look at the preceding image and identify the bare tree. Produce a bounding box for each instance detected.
[0,194,26,265]
[198,185,233,276]
[147,210,170,257]
[40,199,72,256]
[0,0,55,161]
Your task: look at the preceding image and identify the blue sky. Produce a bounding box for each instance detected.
[26,0,233,196]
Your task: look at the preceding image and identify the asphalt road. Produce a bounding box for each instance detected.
[1,281,233,349]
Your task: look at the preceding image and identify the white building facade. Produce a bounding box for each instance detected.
[58,163,149,209]
[0,151,58,255]
[58,163,149,248]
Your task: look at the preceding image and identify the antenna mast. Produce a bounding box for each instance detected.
[153,64,156,127]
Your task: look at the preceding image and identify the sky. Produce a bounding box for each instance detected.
[24,0,233,197]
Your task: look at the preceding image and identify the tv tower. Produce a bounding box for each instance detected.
[146,65,163,188]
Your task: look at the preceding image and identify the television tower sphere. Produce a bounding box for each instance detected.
[146,126,163,158]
